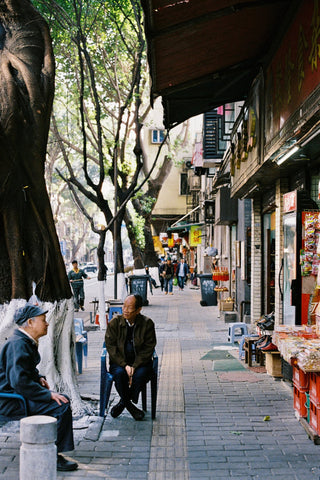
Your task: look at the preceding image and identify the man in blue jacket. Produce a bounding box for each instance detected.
[176,257,189,291]
[0,303,78,472]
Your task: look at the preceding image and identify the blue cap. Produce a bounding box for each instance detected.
[14,303,48,326]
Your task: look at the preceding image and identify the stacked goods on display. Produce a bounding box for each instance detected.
[300,211,320,326]
[272,325,320,435]
[300,212,320,280]
[212,268,234,311]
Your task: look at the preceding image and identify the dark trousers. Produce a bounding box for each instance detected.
[178,276,185,289]
[109,363,152,405]
[27,395,74,453]
[72,283,84,309]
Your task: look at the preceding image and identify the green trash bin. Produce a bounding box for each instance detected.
[198,274,217,306]
[129,275,149,306]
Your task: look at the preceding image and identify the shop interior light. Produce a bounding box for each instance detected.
[276,145,300,166]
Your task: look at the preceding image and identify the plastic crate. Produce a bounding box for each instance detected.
[309,372,320,406]
[309,398,320,435]
[293,385,307,418]
[292,364,309,391]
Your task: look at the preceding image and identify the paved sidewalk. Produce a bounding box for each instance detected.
[1,285,320,479]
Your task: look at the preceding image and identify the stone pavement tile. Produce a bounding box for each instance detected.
[148,472,188,480]
[2,287,320,479]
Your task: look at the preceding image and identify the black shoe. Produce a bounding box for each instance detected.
[75,309,79,312]
[111,400,125,418]
[80,306,85,311]
[257,337,272,349]
[126,402,145,421]
[254,335,267,346]
[57,454,78,472]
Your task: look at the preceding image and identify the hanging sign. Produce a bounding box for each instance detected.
[283,190,297,213]
[189,226,202,246]
[167,238,174,248]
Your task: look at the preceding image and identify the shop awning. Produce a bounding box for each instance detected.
[141,0,299,129]
[167,222,204,233]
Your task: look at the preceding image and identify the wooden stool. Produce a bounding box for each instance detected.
[244,337,259,367]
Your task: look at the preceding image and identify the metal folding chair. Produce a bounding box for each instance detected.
[74,317,88,373]
[0,392,28,416]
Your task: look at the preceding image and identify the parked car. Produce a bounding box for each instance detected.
[83,265,98,275]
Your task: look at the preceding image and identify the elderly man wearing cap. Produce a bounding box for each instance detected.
[0,303,78,472]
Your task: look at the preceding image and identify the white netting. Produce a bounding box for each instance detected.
[0,297,92,416]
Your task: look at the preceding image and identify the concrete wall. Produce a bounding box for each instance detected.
[141,98,203,217]
[250,197,262,323]
[235,199,251,319]
[275,178,289,326]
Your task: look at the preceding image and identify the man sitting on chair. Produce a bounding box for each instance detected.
[105,294,156,420]
[0,303,78,472]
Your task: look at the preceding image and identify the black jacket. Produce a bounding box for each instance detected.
[105,313,156,370]
[0,330,51,415]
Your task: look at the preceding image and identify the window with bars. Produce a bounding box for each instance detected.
[180,173,189,195]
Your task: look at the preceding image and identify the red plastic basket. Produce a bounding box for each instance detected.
[309,398,320,435]
[309,372,320,406]
[293,385,307,418]
[292,365,310,391]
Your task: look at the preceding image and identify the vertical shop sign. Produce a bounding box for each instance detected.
[189,226,202,246]
[283,190,297,212]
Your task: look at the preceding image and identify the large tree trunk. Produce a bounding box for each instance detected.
[0,0,86,414]
[142,219,158,267]
[0,0,70,302]
[123,210,144,269]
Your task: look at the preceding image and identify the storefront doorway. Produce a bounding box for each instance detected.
[263,212,276,315]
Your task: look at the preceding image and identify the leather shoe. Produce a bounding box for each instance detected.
[260,342,278,352]
[57,454,78,472]
[126,402,145,421]
[111,400,125,418]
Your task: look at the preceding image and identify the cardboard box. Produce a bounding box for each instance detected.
[220,300,234,311]
[265,351,282,377]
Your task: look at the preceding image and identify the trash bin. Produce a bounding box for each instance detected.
[197,274,217,306]
[129,275,149,306]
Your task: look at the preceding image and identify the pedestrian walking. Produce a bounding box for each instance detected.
[158,259,165,291]
[68,260,91,311]
[176,257,188,290]
[145,265,159,289]
[162,257,174,295]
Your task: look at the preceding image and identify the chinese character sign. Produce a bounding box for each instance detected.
[189,226,202,246]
